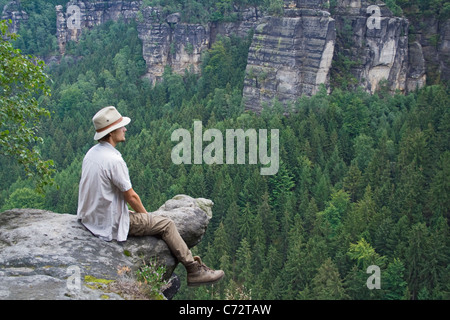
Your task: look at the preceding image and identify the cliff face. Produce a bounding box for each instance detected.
[332,0,414,93]
[55,0,141,55]
[408,14,450,84]
[137,9,210,84]
[3,0,448,112]
[243,8,336,112]
[243,0,428,111]
[1,0,28,33]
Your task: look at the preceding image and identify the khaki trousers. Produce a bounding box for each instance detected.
[128,212,195,266]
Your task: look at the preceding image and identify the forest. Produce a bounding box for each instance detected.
[0,0,449,300]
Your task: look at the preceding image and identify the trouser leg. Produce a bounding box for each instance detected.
[128,212,195,266]
[128,212,224,287]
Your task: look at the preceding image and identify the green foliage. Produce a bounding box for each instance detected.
[0,20,55,193]
[135,259,169,299]
[1,187,45,210]
[12,0,63,57]
[310,258,349,300]
[142,0,272,23]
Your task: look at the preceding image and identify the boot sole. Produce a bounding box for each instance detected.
[187,273,225,287]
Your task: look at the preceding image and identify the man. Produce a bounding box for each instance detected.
[77,106,224,287]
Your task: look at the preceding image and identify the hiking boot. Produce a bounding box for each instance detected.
[186,256,225,287]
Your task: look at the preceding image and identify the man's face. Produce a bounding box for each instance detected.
[110,126,127,144]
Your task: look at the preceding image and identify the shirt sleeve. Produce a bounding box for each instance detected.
[111,159,132,192]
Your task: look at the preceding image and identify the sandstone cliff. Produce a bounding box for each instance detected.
[1,0,27,33]
[55,0,141,55]
[3,0,448,112]
[332,0,416,93]
[0,195,212,300]
[243,7,336,112]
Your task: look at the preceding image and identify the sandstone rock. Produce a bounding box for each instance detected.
[55,0,141,54]
[48,0,431,111]
[3,0,440,111]
[409,15,450,83]
[242,0,423,111]
[332,0,412,94]
[138,7,210,84]
[406,41,427,92]
[0,194,212,300]
[243,8,336,112]
[1,0,28,34]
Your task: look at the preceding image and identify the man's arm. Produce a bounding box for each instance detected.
[124,188,147,213]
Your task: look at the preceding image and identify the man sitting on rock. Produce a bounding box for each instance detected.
[77,106,224,287]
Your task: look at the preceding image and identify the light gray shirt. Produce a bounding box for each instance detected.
[77,142,132,242]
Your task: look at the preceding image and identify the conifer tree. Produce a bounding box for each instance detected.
[311,258,348,300]
[383,258,408,300]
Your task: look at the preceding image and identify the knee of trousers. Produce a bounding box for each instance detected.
[162,219,176,236]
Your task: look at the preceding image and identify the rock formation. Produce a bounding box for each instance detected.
[55,0,141,55]
[242,0,428,111]
[137,8,210,84]
[243,6,336,112]
[0,194,212,300]
[408,14,450,84]
[3,0,448,111]
[332,0,412,94]
[1,0,27,34]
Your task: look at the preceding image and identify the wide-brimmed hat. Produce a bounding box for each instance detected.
[92,106,131,140]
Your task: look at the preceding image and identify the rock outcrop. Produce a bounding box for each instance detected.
[243,7,336,112]
[332,0,413,94]
[0,194,212,300]
[242,0,428,111]
[408,14,450,84]
[1,0,28,34]
[55,0,141,55]
[137,7,210,84]
[4,0,448,111]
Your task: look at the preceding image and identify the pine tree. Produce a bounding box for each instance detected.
[282,215,306,298]
[311,258,348,300]
[317,189,351,238]
[383,258,408,300]
[343,163,364,202]
[404,223,434,299]
[258,192,278,246]
[347,238,386,270]
[238,202,254,240]
[186,166,206,198]
[223,201,241,254]
[312,167,332,211]
[235,238,253,285]
[343,186,376,242]
[428,152,450,221]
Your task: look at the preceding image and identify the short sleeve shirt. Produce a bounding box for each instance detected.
[77,142,132,242]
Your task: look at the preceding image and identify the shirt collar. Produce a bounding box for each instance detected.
[99,141,121,155]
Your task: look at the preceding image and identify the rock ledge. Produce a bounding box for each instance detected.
[0,194,212,300]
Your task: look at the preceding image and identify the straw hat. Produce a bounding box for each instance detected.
[92,106,131,140]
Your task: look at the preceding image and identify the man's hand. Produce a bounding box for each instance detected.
[123,188,147,213]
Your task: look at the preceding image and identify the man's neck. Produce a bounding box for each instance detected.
[109,140,117,148]
[106,137,119,148]
[100,140,117,148]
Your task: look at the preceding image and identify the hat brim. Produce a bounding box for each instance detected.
[94,116,131,140]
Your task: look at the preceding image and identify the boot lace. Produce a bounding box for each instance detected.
[194,256,214,273]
